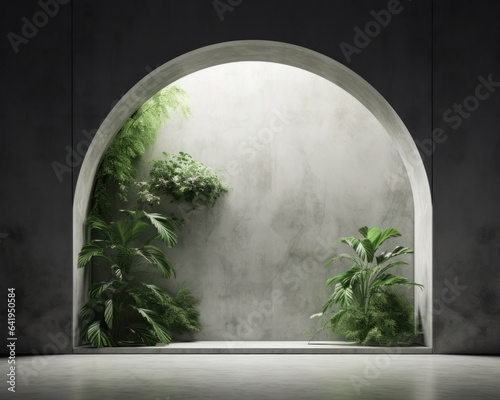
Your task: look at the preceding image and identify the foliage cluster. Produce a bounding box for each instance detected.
[311,226,423,346]
[137,151,230,209]
[79,85,214,347]
[92,86,191,220]
[327,288,418,346]
[78,210,201,347]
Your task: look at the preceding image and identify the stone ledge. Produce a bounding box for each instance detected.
[73,341,432,354]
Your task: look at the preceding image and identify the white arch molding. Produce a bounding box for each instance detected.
[73,40,433,349]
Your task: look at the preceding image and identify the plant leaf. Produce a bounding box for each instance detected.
[111,265,123,281]
[88,281,113,299]
[85,215,112,236]
[376,246,414,265]
[371,228,401,251]
[358,226,370,238]
[77,243,109,268]
[133,307,171,344]
[79,303,95,323]
[366,227,382,242]
[139,211,177,247]
[379,261,408,274]
[356,239,375,263]
[137,245,176,279]
[332,283,354,307]
[127,322,159,346]
[323,253,359,268]
[338,236,359,251]
[372,274,423,289]
[330,308,348,326]
[85,321,113,348]
[104,299,113,329]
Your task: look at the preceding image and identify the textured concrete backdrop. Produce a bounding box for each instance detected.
[127,62,414,340]
[1,0,499,354]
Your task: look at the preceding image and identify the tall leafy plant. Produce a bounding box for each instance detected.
[92,85,191,220]
[78,209,201,347]
[311,226,423,346]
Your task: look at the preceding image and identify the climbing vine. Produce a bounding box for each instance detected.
[91,85,191,220]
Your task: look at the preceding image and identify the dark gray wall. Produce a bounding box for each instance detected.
[433,2,500,353]
[1,1,72,354]
[1,0,498,354]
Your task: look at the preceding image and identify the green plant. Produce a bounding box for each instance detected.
[78,209,201,347]
[92,85,191,220]
[310,226,423,346]
[137,151,230,210]
[325,288,418,346]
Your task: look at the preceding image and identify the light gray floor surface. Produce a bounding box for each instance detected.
[2,354,499,400]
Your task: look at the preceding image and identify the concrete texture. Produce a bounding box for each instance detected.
[2,0,499,356]
[124,62,416,341]
[77,43,432,345]
[0,1,73,355]
[432,3,500,353]
[1,354,498,399]
[69,1,434,350]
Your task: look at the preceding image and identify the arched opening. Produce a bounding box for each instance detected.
[73,41,432,349]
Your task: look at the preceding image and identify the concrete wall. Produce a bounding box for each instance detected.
[433,2,500,353]
[127,62,414,340]
[0,1,73,354]
[2,0,499,355]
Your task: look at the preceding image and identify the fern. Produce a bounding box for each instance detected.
[331,289,419,346]
[145,287,202,335]
[91,85,191,220]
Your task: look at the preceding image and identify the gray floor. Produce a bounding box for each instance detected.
[3,354,499,400]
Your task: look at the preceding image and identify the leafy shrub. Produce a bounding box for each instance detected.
[328,289,418,346]
[158,288,202,335]
[78,209,201,347]
[137,151,230,209]
[311,226,423,346]
[92,86,191,220]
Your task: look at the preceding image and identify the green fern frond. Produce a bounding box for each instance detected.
[91,85,191,220]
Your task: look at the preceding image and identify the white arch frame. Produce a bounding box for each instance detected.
[73,40,432,348]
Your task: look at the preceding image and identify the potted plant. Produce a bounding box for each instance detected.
[310,226,423,346]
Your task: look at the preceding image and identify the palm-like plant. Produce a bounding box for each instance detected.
[78,209,201,347]
[311,226,423,345]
